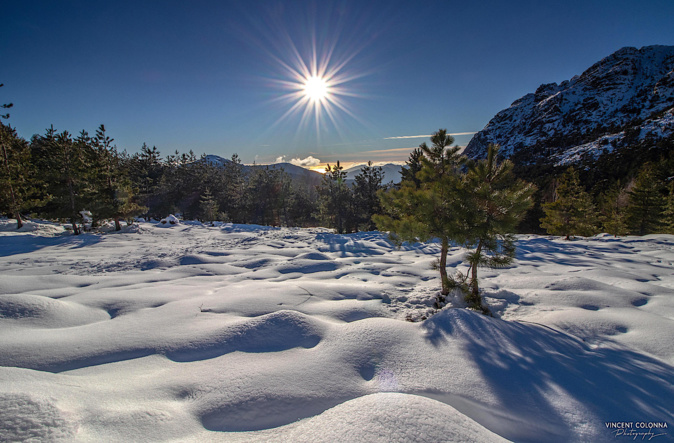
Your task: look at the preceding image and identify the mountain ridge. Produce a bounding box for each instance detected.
[203,155,403,186]
[464,45,674,165]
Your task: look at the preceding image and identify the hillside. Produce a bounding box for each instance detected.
[202,155,324,188]
[464,45,674,166]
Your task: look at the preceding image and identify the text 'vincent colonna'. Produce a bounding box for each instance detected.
[605,422,668,429]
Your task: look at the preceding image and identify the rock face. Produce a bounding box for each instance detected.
[464,45,674,165]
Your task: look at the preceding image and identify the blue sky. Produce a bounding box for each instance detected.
[2,0,674,169]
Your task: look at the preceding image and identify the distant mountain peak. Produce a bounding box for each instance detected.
[201,154,232,167]
[464,45,674,165]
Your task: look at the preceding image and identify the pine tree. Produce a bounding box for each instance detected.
[246,166,288,226]
[663,182,674,235]
[460,144,535,312]
[0,84,37,229]
[598,183,629,237]
[353,161,385,231]
[399,148,423,187]
[540,167,598,239]
[128,143,163,218]
[317,161,353,233]
[198,187,221,223]
[33,128,87,234]
[155,150,203,219]
[222,153,246,223]
[625,163,666,235]
[0,123,34,229]
[287,185,317,227]
[375,129,464,305]
[89,125,145,230]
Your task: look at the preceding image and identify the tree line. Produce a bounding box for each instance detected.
[1,120,393,232]
[517,137,674,239]
[539,164,674,238]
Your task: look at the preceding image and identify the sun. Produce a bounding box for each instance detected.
[266,36,366,138]
[303,75,330,102]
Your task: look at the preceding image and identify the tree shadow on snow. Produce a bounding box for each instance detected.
[0,233,103,257]
[422,309,674,443]
[515,237,641,268]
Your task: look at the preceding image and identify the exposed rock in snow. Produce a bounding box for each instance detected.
[160,214,180,225]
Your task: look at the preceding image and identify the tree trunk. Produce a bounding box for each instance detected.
[439,237,449,296]
[15,212,23,229]
[70,216,80,235]
[114,216,121,231]
[68,177,80,235]
[470,240,482,297]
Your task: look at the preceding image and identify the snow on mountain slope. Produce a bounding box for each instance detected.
[344,163,403,185]
[0,220,673,442]
[465,45,674,165]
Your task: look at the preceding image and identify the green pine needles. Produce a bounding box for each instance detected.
[375,131,535,313]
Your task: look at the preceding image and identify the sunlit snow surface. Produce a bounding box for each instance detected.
[0,220,672,442]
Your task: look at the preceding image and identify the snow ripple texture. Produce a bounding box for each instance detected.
[0,220,673,442]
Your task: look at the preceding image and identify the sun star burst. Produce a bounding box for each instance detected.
[267,36,366,139]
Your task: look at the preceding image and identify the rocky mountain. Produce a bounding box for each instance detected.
[464,45,674,166]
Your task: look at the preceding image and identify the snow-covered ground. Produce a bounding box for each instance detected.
[0,219,672,442]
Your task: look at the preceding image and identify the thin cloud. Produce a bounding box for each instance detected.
[383,132,477,140]
[383,135,431,140]
[363,147,419,154]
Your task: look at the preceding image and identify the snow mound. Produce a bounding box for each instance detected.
[0,294,109,328]
[166,310,324,362]
[283,393,508,442]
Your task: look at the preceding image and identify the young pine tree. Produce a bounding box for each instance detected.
[460,144,535,312]
[375,130,464,306]
[540,167,598,239]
